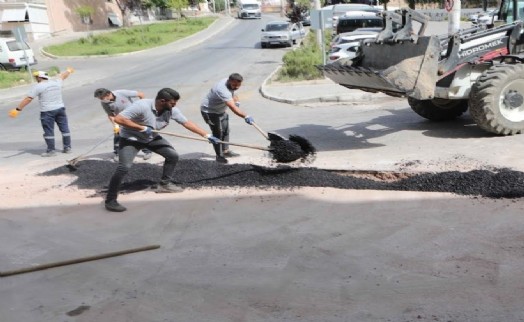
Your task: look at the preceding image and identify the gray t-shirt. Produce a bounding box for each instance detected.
[28,79,64,112]
[101,90,141,116]
[119,99,188,143]
[200,78,234,114]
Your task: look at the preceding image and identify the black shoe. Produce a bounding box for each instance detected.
[223,150,240,158]
[216,156,228,164]
[105,200,127,212]
[156,182,184,193]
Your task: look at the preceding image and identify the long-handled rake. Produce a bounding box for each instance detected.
[66,134,114,171]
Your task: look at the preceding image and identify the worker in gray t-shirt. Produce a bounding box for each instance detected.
[104,87,220,213]
[94,88,152,160]
[10,68,74,157]
[200,73,255,164]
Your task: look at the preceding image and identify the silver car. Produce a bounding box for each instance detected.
[261,21,306,48]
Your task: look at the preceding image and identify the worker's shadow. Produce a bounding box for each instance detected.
[273,109,492,153]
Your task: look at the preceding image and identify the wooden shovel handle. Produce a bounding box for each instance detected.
[251,122,270,140]
[153,130,271,151]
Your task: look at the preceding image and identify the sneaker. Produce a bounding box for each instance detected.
[143,152,152,160]
[112,154,119,162]
[105,200,127,212]
[156,182,184,193]
[223,150,240,158]
[216,156,228,164]
[41,150,57,157]
[63,148,72,154]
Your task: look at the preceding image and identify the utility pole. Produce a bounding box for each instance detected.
[314,0,321,49]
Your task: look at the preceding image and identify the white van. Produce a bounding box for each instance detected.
[237,0,261,19]
[0,38,36,71]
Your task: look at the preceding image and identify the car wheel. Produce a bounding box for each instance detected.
[261,42,267,48]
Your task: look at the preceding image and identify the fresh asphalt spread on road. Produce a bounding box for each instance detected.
[42,158,524,199]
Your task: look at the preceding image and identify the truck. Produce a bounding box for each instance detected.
[318,0,524,135]
[237,0,261,19]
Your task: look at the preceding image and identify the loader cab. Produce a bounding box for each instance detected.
[497,0,524,24]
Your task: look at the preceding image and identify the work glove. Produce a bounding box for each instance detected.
[206,134,220,144]
[141,126,153,136]
[66,66,75,74]
[113,124,120,134]
[8,108,20,118]
[244,115,254,125]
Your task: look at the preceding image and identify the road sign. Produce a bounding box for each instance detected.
[310,9,333,30]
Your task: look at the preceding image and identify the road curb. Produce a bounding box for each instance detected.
[259,65,396,105]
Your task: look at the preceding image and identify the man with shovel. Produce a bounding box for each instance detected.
[200,73,255,164]
[105,87,220,212]
[94,88,152,161]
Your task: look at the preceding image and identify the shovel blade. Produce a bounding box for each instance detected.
[268,132,286,142]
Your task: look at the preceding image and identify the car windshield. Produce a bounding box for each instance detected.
[266,23,288,31]
[243,4,259,9]
[7,40,30,51]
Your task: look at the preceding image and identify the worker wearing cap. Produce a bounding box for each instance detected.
[105,87,220,212]
[9,68,74,157]
[93,88,152,161]
[200,73,255,164]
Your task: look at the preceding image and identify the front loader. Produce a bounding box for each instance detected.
[318,0,524,135]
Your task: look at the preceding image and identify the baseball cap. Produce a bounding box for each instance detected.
[32,71,49,79]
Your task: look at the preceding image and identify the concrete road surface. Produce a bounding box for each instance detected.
[1,17,524,322]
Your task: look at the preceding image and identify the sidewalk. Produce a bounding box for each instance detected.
[260,66,392,105]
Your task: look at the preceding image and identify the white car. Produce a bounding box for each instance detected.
[476,9,498,25]
[261,21,306,48]
[327,41,362,63]
[330,30,378,49]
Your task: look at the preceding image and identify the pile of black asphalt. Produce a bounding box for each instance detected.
[40,159,524,199]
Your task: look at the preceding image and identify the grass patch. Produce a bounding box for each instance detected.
[276,31,329,82]
[44,17,217,56]
[0,66,63,88]
[0,70,32,88]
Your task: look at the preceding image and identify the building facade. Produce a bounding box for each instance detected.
[0,0,124,40]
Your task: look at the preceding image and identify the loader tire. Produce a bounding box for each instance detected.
[408,97,468,121]
[469,64,524,135]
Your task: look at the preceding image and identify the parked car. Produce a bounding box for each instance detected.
[328,41,362,63]
[261,21,306,48]
[335,11,383,34]
[301,11,311,26]
[324,4,381,29]
[0,38,37,71]
[330,30,378,49]
[468,11,481,23]
[476,9,498,25]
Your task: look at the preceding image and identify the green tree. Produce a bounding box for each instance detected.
[170,0,190,17]
[285,0,310,23]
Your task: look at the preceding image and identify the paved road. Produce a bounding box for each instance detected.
[1,16,524,322]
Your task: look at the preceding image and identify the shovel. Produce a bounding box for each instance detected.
[153,130,271,151]
[154,130,311,163]
[251,122,286,142]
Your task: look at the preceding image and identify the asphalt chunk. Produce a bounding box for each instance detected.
[40,160,524,198]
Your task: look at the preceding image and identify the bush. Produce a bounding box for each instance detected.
[276,32,324,81]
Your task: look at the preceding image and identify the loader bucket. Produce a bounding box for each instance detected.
[319,36,441,100]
